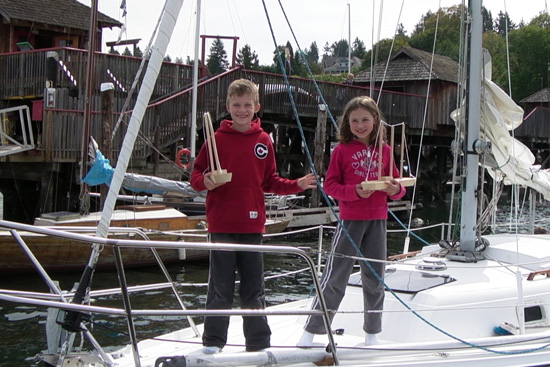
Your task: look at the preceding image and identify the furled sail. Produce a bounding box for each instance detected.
[452,78,550,200]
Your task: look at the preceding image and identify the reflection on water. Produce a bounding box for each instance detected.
[2,198,550,366]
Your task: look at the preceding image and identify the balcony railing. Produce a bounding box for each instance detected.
[0,48,428,164]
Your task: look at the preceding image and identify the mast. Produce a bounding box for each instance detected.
[459,0,483,252]
[190,0,201,160]
[347,3,351,75]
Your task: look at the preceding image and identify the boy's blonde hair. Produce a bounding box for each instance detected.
[227,78,260,105]
[338,96,386,144]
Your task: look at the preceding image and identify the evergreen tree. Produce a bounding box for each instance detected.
[134,46,143,58]
[482,6,493,32]
[236,44,260,70]
[331,39,349,57]
[322,42,331,56]
[352,37,366,59]
[122,47,132,56]
[396,23,407,36]
[305,41,319,65]
[304,42,322,74]
[206,38,229,74]
[495,11,516,35]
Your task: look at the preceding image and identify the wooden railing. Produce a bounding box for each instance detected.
[0,47,195,101]
[0,48,430,164]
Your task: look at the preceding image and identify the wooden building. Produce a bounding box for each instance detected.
[0,0,121,53]
[516,87,550,166]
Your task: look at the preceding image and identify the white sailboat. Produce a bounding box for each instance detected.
[2,0,550,366]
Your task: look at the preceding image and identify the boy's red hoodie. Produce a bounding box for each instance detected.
[191,118,301,233]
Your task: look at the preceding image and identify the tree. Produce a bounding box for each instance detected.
[482,6,493,33]
[482,31,508,91]
[396,23,407,37]
[164,55,172,62]
[322,42,331,56]
[122,47,132,56]
[331,39,349,57]
[236,44,260,70]
[409,6,464,61]
[304,42,322,74]
[494,11,516,36]
[305,42,319,65]
[508,24,550,100]
[352,37,366,59]
[134,46,143,58]
[528,11,550,28]
[206,38,229,74]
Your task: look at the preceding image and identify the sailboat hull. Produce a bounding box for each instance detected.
[31,233,550,367]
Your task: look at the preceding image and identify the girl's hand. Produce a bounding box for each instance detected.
[204,172,226,191]
[381,178,401,196]
[355,184,374,199]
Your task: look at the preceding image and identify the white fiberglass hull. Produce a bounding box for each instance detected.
[97,233,550,367]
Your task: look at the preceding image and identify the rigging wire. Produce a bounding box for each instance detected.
[401,1,441,254]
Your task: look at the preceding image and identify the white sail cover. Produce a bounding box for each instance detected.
[452,79,550,200]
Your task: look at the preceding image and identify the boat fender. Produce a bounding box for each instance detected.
[176,148,191,170]
[155,356,186,367]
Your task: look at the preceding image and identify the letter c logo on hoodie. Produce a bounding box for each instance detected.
[254,143,268,159]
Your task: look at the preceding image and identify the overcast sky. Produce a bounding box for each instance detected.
[79,0,548,65]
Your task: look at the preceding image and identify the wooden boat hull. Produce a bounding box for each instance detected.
[0,230,186,274]
[2,208,291,273]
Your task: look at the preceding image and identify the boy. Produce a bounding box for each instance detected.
[190,78,316,354]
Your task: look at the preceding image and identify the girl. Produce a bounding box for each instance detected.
[298,96,405,347]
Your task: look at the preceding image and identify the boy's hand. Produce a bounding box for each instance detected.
[297,173,317,190]
[204,172,226,191]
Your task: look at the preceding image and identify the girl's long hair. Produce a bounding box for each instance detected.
[338,96,386,145]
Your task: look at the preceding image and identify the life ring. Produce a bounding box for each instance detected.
[176,148,191,170]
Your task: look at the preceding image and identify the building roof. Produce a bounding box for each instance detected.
[520,87,550,103]
[322,55,362,74]
[0,0,121,31]
[355,46,459,84]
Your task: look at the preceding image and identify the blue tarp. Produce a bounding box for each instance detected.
[83,150,114,186]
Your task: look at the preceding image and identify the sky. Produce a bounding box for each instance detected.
[79,0,549,66]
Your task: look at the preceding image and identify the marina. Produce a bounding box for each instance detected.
[2,0,550,366]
